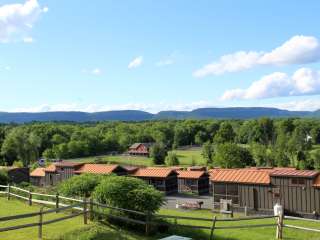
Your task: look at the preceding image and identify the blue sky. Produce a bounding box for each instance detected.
[1,0,320,113]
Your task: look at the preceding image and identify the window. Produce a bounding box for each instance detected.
[291,178,305,186]
[213,183,239,205]
[186,179,197,186]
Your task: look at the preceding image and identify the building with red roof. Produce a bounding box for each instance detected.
[209,167,320,217]
[130,167,178,194]
[177,170,209,195]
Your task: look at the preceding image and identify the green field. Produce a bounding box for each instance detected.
[1,197,320,240]
[67,148,204,167]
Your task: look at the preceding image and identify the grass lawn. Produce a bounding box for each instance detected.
[66,148,205,167]
[1,197,319,240]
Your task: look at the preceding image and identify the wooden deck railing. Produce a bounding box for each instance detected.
[0,184,320,239]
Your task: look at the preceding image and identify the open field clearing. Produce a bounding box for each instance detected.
[67,148,205,167]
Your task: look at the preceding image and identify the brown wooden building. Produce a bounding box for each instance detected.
[0,166,29,184]
[30,167,46,186]
[128,143,153,156]
[177,170,209,195]
[41,162,128,186]
[130,167,178,194]
[210,167,320,217]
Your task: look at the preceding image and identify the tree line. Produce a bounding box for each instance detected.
[0,118,319,169]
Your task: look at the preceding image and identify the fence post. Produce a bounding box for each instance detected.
[209,216,217,240]
[55,193,59,213]
[89,198,94,221]
[276,214,283,239]
[244,206,248,216]
[7,184,10,200]
[83,198,88,225]
[145,211,151,236]
[28,191,32,206]
[38,207,43,240]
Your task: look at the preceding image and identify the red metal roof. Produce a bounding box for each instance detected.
[210,168,271,185]
[177,170,207,179]
[74,164,120,174]
[313,174,320,188]
[44,164,57,172]
[30,168,46,177]
[270,169,319,178]
[131,167,176,178]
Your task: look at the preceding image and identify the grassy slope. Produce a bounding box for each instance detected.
[1,197,319,240]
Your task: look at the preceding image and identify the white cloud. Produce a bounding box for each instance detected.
[82,68,102,76]
[221,68,320,100]
[23,37,33,43]
[194,35,320,77]
[0,66,11,71]
[0,0,47,43]
[91,68,102,75]
[269,99,320,112]
[128,56,143,69]
[156,59,174,67]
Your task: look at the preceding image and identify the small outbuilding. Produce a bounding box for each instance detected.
[177,170,210,195]
[131,167,178,194]
[0,166,29,184]
[30,167,46,186]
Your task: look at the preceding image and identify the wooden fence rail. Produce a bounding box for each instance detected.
[1,185,320,239]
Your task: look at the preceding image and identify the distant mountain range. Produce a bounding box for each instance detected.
[0,107,319,123]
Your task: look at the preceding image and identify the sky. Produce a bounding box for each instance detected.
[1,0,320,113]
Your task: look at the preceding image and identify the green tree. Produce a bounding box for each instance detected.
[165,152,179,166]
[214,143,253,168]
[150,143,167,165]
[214,122,235,144]
[202,142,215,165]
[1,128,41,167]
[312,149,320,170]
[250,143,268,166]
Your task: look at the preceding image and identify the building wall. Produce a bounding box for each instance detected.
[271,176,320,215]
[44,166,76,186]
[7,168,30,184]
[30,176,45,186]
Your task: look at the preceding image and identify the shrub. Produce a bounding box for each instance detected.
[0,170,9,185]
[93,176,163,213]
[165,152,179,166]
[58,174,103,197]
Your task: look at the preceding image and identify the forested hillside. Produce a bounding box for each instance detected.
[0,118,319,170]
[0,107,318,123]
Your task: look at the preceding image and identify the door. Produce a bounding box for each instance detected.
[253,188,259,210]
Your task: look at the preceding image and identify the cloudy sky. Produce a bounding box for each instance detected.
[1,0,320,113]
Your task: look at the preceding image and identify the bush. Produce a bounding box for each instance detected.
[0,170,9,185]
[58,174,103,197]
[93,176,164,213]
[165,152,179,166]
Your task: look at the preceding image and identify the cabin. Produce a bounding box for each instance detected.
[128,143,153,157]
[131,167,178,194]
[30,168,46,186]
[42,161,128,186]
[0,166,29,184]
[44,161,84,186]
[73,164,128,176]
[210,167,320,218]
[177,170,210,195]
